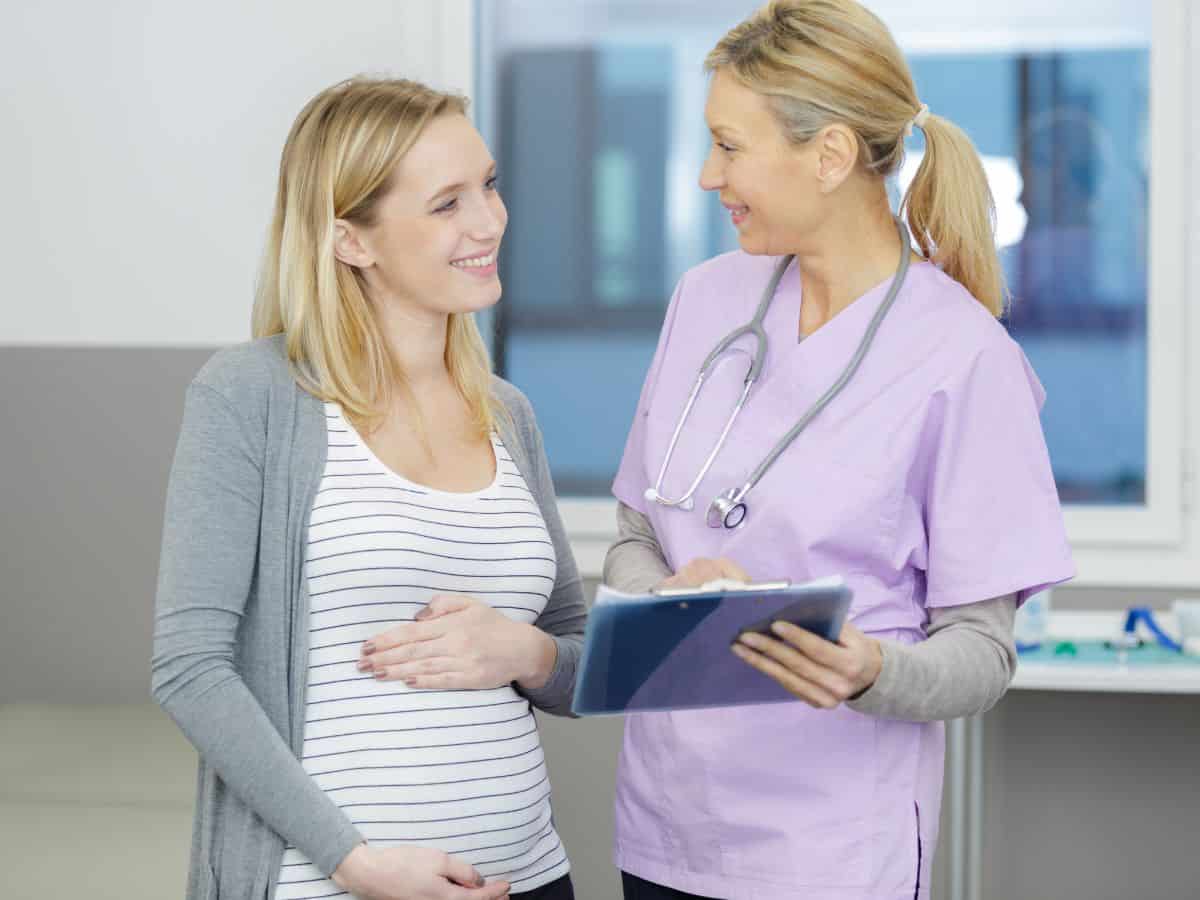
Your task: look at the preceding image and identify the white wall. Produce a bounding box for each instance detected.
[0,1,472,347]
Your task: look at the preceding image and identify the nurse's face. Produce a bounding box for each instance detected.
[338,113,508,320]
[699,70,825,256]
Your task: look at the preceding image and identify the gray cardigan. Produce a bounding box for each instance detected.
[151,334,587,900]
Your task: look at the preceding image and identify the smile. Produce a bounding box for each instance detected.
[722,202,749,226]
[450,252,496,269]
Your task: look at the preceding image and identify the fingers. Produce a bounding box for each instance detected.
[417,593,475,621]
[361,619,441,655]
[661,557,750,589]
[731,640,840,708]
[359,637,448,672]
[441,855,510,899]
[370,656,458,685]
[733,621,882,706]
[738,631,856,701]
[400,671,481,691]
[772,621,879,690]
[769,621,847,668]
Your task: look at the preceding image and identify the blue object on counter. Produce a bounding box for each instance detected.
[1120,606,1183,653]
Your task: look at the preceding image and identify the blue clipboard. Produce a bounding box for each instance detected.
[571,577,853,716]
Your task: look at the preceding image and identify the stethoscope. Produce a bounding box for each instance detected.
[644,216,913,529]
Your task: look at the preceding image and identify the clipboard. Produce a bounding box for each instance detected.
[571,576,853,716]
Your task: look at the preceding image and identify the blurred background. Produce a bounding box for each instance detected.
[2,2,1199,898]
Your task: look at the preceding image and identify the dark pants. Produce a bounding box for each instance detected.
[512,873,575,899]
[621,871,722,900]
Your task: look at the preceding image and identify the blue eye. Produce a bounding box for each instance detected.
[433,197,458,214]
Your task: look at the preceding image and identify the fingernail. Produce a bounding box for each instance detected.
[362,641,376,654]
[475,876,485,887]
[356,658,371,672]
[374,668,388,680]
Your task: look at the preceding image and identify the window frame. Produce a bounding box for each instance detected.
[478,0,1199,587]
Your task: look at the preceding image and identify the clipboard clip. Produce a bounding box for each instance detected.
[653,579,792,598]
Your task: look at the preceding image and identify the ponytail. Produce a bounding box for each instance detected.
[902,114,1007,317]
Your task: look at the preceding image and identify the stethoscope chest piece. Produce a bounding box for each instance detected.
[707,489,747,529]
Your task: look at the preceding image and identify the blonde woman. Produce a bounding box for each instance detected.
[605,2,1073,898]
[153,78,582,900]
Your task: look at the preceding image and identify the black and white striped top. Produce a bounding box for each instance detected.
[273,404,569,899]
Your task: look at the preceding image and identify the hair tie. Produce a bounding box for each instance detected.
[904,103,930,139]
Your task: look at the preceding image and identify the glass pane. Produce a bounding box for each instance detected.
[482,1,1151,502]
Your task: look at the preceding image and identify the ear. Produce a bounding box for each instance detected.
[813,123,859,193]
[332,219,375,269]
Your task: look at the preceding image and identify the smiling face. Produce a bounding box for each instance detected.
[336,113,508,319]
[699,69,830,256]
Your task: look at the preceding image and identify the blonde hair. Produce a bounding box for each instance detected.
[706,0,1006,317]
[253,76,502,438]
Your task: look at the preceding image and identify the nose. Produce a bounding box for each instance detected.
[699,147,724,192]
[467,190,505,241]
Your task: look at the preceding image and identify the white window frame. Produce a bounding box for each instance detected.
[484,1,1198,587]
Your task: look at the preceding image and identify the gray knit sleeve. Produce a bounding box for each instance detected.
[152,380,363,877]
[603,501,672,593]
[845,594,1017,721]
[500,387,588,717]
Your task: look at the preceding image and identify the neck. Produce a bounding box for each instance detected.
[370,289,452,392]
[791,188,907,334]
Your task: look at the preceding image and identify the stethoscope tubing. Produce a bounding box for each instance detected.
[647,217,914,528]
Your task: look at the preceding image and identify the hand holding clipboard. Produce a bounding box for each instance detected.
[572,576,853,715]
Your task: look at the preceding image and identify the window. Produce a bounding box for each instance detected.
[475,1,1195,584]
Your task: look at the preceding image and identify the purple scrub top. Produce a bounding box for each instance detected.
[611,250,1074,899]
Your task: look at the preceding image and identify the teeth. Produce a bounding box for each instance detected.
[451,253,495,269]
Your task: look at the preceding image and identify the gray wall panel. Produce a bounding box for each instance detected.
[1,346,212,703]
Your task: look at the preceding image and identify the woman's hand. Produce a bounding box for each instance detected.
[359,595,556,691]
[332,843,510,900]
[732,620,883,709]
[656,557,750,591]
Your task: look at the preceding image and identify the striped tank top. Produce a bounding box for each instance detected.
[273,404,569,899]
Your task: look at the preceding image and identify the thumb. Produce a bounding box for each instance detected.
[837,620,865,646]
[718,558,751,583]
[441,853,483,887]
[467,882,511,900]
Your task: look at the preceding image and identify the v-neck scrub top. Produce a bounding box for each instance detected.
[611,250,1074,899]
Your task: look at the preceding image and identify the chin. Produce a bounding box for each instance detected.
[736,231,770,256]
[453,280,503,315]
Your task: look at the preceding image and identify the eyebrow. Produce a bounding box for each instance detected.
[708,123,743,140]
[428,163,497,204]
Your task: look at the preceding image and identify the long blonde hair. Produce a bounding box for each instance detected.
[253,76,501,437]
[706,0,1006,316]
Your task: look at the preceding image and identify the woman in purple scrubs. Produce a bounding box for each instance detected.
[604,2,1074,898]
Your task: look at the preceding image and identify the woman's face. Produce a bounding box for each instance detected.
[346,113,508,319]
[700,70,822,256]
